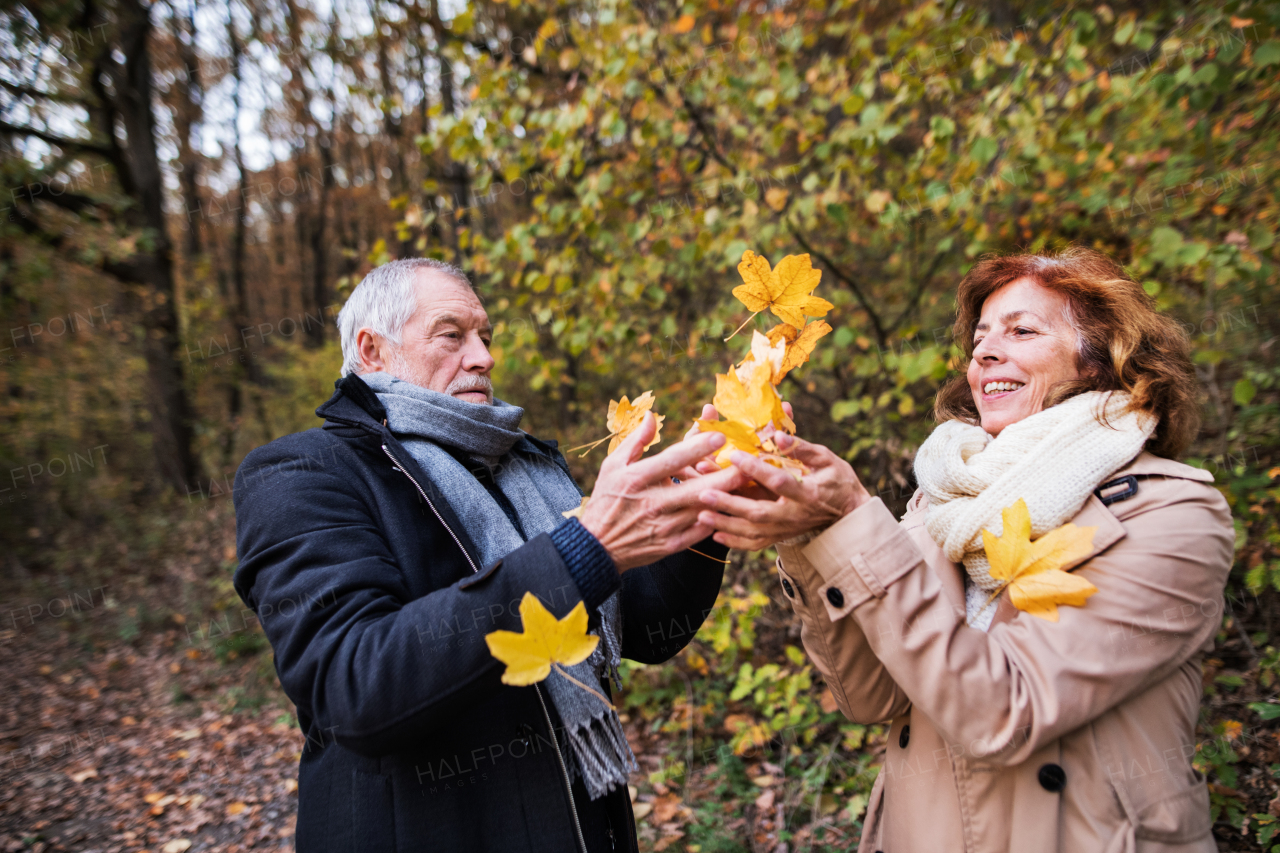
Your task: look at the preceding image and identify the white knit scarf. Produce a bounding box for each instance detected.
[913,391,1156,629]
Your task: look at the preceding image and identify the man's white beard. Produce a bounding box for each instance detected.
[384,348,493,404]
[444,373,494,404]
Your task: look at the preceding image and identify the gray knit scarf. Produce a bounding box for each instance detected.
[361,372,637,799]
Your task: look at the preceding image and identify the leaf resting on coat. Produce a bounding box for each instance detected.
[484,593,599,685]
[982,498,1099,622]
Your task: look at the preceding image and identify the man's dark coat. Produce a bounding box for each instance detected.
[233,375,727,852]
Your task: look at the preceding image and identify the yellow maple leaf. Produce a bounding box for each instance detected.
[730,251,834,333]
[607,391,664,453]
[735,330,787,384]
[696,418,763,468]
[765,324,799,345]
[567,390,663,456]
[484,592,599,686]
[767,320,833,381]
[713,360,792,432]
[981,499,1099,622]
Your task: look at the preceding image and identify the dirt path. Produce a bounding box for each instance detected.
[1,612,299,852]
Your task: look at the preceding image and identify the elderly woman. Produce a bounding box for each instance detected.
[697,248,1233,853]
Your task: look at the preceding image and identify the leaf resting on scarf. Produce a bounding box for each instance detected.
[484,592,599,685]
[562,497,589,519]
[982,498,1099,622]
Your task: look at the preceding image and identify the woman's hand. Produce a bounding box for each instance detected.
[696,434,871,550]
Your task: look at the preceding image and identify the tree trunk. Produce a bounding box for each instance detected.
[171,0,203,261]
[97,0,203,490]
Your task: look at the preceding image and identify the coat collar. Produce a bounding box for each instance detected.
[986,450,1212,629]
[1111,450,1215,483]
[987,493,1128,628]
[906,449,1214,630]
[317,373,387,427]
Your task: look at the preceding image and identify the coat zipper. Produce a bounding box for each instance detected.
[535,683,589,853]
[382,444,479,573]
[380,441,589,853]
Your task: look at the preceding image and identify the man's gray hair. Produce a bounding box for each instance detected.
[337,258,472,377]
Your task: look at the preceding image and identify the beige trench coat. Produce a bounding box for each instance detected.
[775,452,1233,853]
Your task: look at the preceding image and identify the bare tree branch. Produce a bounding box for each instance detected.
[789,227,889,348]
[0,79,87,105]
[0,119,113,156]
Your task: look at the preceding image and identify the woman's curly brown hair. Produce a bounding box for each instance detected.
[933,247,1200,459]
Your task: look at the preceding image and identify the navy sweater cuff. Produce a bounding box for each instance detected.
[550,517,620,610]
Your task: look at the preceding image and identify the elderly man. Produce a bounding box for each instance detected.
[233,258,738,853]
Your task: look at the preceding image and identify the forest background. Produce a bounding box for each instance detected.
[1,0,1279,850]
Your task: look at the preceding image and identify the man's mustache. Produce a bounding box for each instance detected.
[445,375,493,400]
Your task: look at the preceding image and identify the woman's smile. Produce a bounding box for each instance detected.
[979,378,1026,399]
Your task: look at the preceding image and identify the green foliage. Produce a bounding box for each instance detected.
[2,0,1279,848]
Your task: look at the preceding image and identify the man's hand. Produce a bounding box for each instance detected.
[695,434,871,551]
[580,412,746,572]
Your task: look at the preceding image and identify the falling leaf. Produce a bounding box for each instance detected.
[981,499,1098,622]
[734,330,786,384]
[768,320,832,380]
[713,361,792,436]
[567,391,664,456]
[562,497,589,519]
[485,592,599,686]
[765,324,799,345]
[607,391,664,453]
[732,251,833,330]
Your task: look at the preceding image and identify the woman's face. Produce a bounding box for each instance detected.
[967,277,1081,436]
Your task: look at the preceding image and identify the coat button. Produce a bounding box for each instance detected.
[898,725,910,749]
[1038,763,1066,792]
[782,578,795,598]
[826,587,845,608]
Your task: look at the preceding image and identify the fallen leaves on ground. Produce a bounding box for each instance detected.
[0,508,301,852]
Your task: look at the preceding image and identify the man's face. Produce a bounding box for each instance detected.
[368,272,496,404]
